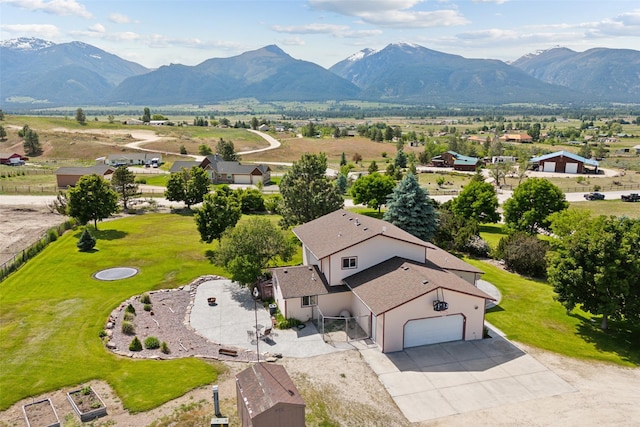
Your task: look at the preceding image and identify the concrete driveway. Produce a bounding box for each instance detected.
[355,327,576,423]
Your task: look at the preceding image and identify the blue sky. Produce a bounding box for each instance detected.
[1,0,639,69]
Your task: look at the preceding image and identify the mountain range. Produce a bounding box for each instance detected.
[1,38,639,109]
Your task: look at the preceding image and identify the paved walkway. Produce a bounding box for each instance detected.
[189,279,349,358]
[354,327,576,423]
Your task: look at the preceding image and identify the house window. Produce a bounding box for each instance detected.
[302,295,317,307]
[342,256,357,269]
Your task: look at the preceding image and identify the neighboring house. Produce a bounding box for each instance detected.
[257,124,270,132]
[431,151,480,171]
[123,119,144,125]
[270,209,493,353]
[55,165,115,187]
[236,363,305,427]
[168,155,271,185]
[633,145,640,155]
[530,150,599,174]
[500,133,533,143]
[0,152,28,166]
[107,153,163,166]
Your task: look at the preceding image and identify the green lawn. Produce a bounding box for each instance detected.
[467,258,640,366]
[0,214,230,411]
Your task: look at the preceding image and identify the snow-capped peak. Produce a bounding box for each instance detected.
[0,37,55,51]
[347,48,374,62]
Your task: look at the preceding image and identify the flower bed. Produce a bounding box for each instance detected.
[67,386,107,422]
[22,398,60,427]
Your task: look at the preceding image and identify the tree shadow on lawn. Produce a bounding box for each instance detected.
[569,312,640,366]
[72,229,128,241]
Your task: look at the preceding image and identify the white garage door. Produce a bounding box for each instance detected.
[234,175,251,184]
[543,162,556,172]
[565,163,578,174]
[404,315,464,348]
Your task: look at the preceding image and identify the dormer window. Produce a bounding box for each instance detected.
[342,256,357,269]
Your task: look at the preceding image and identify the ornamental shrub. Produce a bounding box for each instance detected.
[160,341,170,354]
[129,336,142,351]
[140,293,151,304]
[121,321,135,335]
[144,336,160,349]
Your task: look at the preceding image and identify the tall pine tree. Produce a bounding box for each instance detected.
[383,173,438,241]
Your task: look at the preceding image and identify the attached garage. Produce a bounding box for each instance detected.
[234,174,252,184]
[404,314,464,348]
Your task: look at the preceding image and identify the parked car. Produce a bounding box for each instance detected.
[621,193,640,202]
[584,192,605,200]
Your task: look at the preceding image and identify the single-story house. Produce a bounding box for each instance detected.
[0,152,28,166]
[107,153,162,166]
[257,124,270,132]
[270,209,493,353]
[55,165,115,187]
[633,145,640,155]
[171,155,271,185]
[431,151,480,172]
[500,133,533,143]
[236,363,305,427]
[530,150,599,174]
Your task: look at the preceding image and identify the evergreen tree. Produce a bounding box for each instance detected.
[340,152,347,167]
[383,173,439,241]
[215,138,238,161]
[76,227,96,251]
[368,160,379,174]
[75,107,86,125]
[142,107,151,123]
[279,153,343,227]
[394,149,407,168]
[22,128,42,156]
[0,125,6,141]
[335,174,348,195]
[111,166,140,212]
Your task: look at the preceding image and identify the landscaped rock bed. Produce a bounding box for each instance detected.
[104,275,254,362]
[22,398,60,427]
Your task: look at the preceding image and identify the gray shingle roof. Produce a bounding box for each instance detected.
[293,209,434,260]
[55,165,115,175]
[343,257,493,315]
[271,265,349,299]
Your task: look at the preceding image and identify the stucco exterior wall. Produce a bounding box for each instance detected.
[381,288,485,352]
[318,292,352,318]
[325,235,425,285]
[447,270,478,286]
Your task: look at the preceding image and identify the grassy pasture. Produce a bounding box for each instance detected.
[468,258,640,366]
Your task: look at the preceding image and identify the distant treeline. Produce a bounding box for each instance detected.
[6,104,640,120]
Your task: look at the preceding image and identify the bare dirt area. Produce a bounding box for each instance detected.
[0,203,67,266]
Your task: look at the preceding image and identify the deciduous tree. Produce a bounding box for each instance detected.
[164,167,210,209]
[383,173,438,241]
[350,173,396,213]
[194,191,242,243]
[548,215,640,330]
[503,178,568,234]
[279,153,343,227]
[75,108,86,125]
[450,180,500,223]
[68,174,118,230]
[215,217,295,285]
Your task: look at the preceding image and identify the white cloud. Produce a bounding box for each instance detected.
[88,23,105,33]
[0,0,92,18]
[278,36,306,46]
[308,0,467,28]
[309,0,424,15]
[108,13,133,24]
[472,0,507,4]
[272,23,383,38]
[0,23,59,38]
